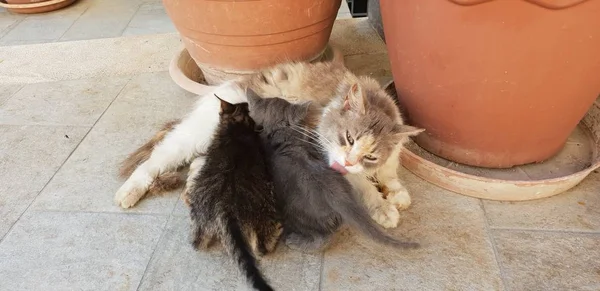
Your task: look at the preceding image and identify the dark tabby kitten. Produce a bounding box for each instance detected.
[187,96,281,291]
[246,90,418,251]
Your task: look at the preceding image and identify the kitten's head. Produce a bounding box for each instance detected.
[319,83,424,174]
[245,89,310,129]
[214,94,253,128]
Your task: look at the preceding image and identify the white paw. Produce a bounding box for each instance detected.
[387,188,412,210]
[371,203,400,229]
[114,180,149,209]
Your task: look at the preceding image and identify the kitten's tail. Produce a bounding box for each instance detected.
[222,217,275,291]
[329,186,419,249]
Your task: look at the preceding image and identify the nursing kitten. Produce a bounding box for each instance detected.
[246,90,418,251]
[115,50,422,229]
[186,97,281,291]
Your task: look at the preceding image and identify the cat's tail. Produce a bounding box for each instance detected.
[329,184,419,250]
[222,217,275,291]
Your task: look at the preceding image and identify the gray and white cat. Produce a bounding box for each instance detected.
[115,51,423,229]
[245,90,418,252]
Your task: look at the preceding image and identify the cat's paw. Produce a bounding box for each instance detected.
[387,188,412,210]
[114,180,149,209]
[371,203,400,229]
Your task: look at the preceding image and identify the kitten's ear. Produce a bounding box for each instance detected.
[245,88,261,105]
[215,94,235,114]
[343,83,366,115]
[394,124,425,136]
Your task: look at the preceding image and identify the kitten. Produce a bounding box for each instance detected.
[186,96,281,291]
[246,90,418,251]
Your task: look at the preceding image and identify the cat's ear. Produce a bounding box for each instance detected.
[343,83,366,115]
[394,124,425,137]
[245,88,261,105]
[215,94,235,114]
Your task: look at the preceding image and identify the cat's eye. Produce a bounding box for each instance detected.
[346,131,354,145]
[364,154,377,161]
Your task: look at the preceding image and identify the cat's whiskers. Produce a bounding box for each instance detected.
[291,125,335,149]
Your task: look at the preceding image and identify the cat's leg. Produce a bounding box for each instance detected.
[190,220,215,250]
[256,221,283,256]
[346,174,400,229]
[114,82,245,208]
[376,145,411,210]
[181,156,206,206]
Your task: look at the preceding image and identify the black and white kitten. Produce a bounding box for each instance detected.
[186,96,281,291]
[246,90,418,252]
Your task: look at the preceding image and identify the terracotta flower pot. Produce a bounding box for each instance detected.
[162,0,341,85]
[381,0,600,168]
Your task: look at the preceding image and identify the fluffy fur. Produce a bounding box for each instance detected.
[187,98,281,291]
[246,91,418,251]
[115,49,423,230]
[317,78,424,228]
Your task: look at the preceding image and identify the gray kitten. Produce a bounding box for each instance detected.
[186,97,281,291]
[246,90,418,252]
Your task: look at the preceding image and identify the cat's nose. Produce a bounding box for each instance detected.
[344,160,355,167]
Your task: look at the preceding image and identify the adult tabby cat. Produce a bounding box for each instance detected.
[186,97,280,291]
[245,90,418,251]
[115,50,423,228]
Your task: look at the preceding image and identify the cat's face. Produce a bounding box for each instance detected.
[319,84,423,174]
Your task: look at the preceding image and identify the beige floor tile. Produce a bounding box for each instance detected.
[0,12,24,39]
[493,230,600,291]
[121,2,176,37]
[60,0,141,41]
[0,211,167,291]
[138,216,322,291]
[330,19,387,56]
[484,171,600,232]
[30,72,195,214]
[0,76,129,126]
[0,84,22,106]
[0,124,88,239]
[322,223,503,291]
[345,52,392,85]
[0,0,91,44]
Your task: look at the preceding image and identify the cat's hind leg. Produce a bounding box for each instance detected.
[181,156,206,206]
[255,221,283,256]
[190,222,216,250]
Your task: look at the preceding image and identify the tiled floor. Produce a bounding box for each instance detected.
[1,2,599,291]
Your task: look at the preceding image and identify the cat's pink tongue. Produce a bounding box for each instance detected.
[331,162,348,175]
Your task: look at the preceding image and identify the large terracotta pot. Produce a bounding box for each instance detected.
[162,0,341,84]
[381,0,600,168]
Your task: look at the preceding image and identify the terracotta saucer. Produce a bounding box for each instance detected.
[0,0,76,14]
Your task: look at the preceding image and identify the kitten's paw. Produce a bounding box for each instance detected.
[285,233,328,253]
[387,188,412,210]
[371,203,400,229]
[114,181,149,209]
